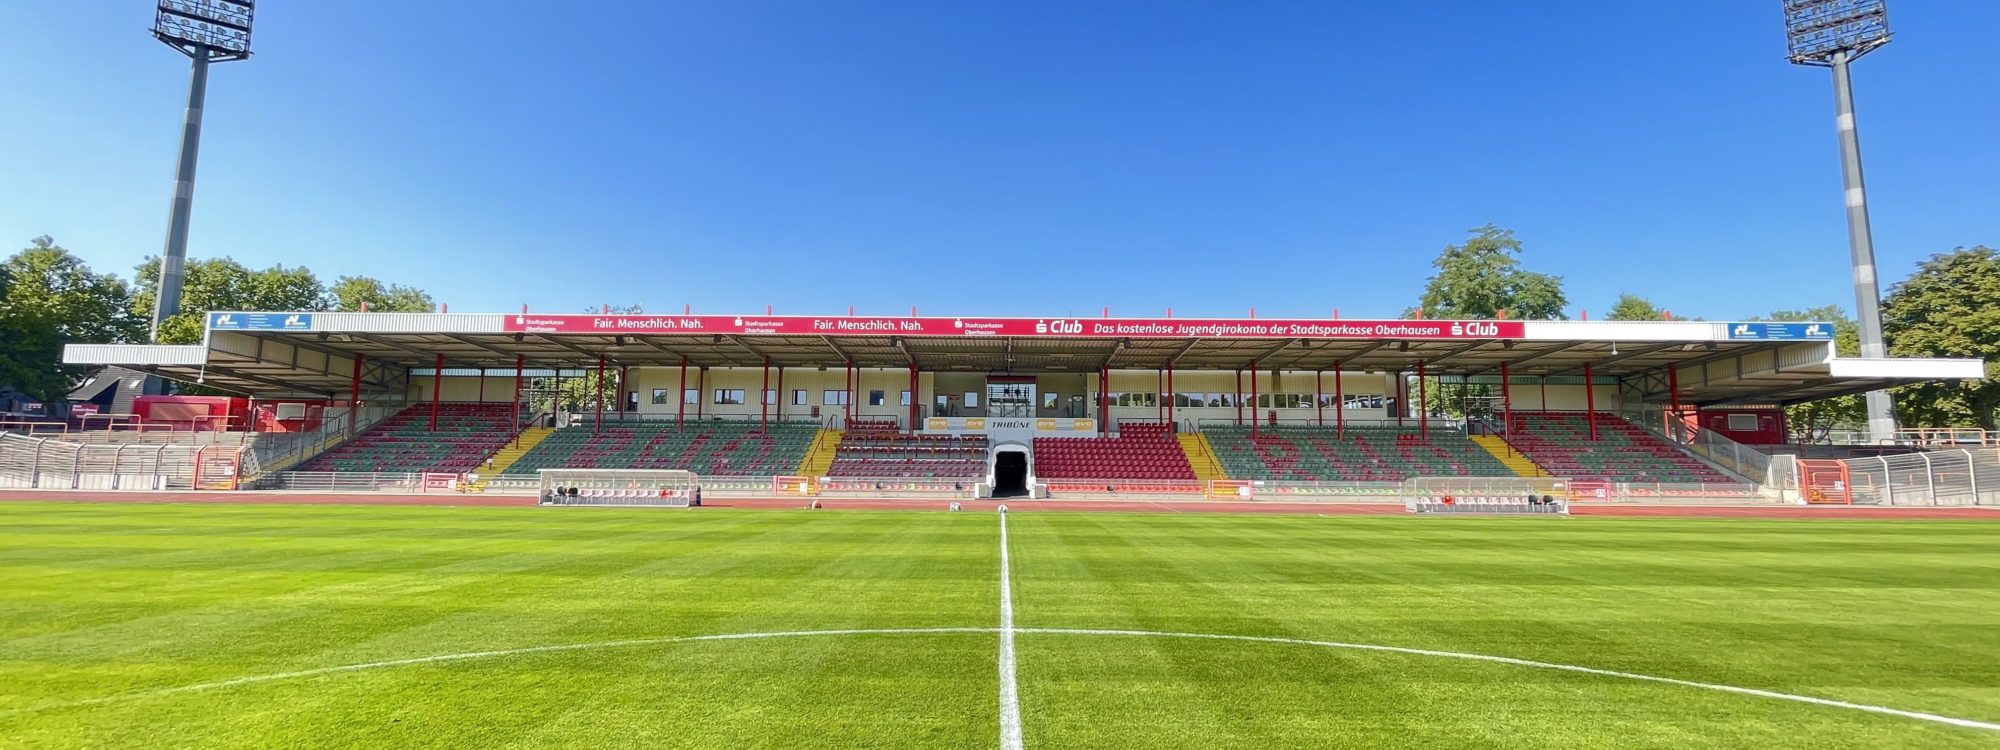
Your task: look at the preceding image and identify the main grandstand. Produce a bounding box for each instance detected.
[50,310,1980,498]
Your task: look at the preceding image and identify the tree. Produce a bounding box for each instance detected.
[1606,294,1664,321]
[131,258,331,343]
[1411,225,1567,320]
[3,237,144,343]
[330,276,435,312]
[1757,305,1863,442]
[0,238,142,401]
[1883,246,2000,430]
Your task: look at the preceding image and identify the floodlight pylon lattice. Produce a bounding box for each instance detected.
[148,1,256,342]
[1782,0,1897,442]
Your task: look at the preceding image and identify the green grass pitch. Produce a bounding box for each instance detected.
[2,501,1998,748]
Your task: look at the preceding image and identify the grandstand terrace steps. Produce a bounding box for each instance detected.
[1033,423,1195,480]
[299,403,517,475]
[1202,425,1515,482]
[466,427,555,491]
[1177,432,1227,482]
[797,428,842,477]
[1469,435,1548,477]
[1504,412,1733,483]
[499,420,818,476]
[828,429,986,479]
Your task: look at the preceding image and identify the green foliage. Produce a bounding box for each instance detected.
[1883,246,2000,430]
[3,237,144,343]
[1755,306,1862,442]
[1411,225,1568,320]
[329,276,435,312]
[131,258,332,343]
[1606,294,1663,321]
[0,238,143,401]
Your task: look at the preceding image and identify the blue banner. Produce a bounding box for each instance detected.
[208,312,313,331]
[1726,322,1834,341]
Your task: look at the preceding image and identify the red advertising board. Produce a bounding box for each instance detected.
[502,314,1524,340]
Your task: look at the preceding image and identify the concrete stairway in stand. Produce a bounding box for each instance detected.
[468,427,555,491]
[1470,435,1547,477]
[1177,432,1227,483]
[796,428,843,477]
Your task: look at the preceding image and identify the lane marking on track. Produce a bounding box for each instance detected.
[13,625,1999,734]
[997,512,1024,750]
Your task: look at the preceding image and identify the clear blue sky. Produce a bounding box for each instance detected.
[2,1,1994,321]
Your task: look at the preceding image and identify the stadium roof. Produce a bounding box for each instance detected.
[64,311,1983,407]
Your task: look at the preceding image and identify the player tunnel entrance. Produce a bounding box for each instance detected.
[992,449,1030,498]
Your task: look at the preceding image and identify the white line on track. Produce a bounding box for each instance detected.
[997,511,1025,750]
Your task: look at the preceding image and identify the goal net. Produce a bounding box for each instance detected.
[538,469,700,507]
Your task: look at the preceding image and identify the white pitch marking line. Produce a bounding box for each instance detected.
[1016,628,2000,734]
[997,511,1025,750]
[4,628,995,715]
[13,625,1998,734]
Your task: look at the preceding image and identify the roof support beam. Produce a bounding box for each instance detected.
[533,334,609,366]
[1166,339,1203,366]
[1563,342,1685,374]
[632,336,698,363]
[349,333,464,366]
[820,335,854,363]
[723,335,769,364]
[1702,379,1841,407]
[1467,341,1594,376]
[440,333,521,360]
[1254,338,1304,367]
[187,364,325,393]
[1411,340,1491,371]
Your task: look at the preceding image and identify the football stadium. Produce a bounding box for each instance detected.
[5,1,2000,748]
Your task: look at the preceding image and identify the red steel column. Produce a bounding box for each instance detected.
[618,366,629,421]
[1540,375,1549,413]
[907,363,919,435]
[1333,361,1345,439]
[1165,363,1175,427]
[676,356,688,431]
[696,367,706,420]
[429,354,443,432]
[1156,369,1164,423]
[348,353,364,436]
[1585,362,1598,441]
[776,365,786,423]
[478,368,487,403]
[845,362,855,427]
[594,355,606,433]
[1417,360,1428,439]
[760,357,771,431]
[512,355,524,426]
[1501,361,1513,441]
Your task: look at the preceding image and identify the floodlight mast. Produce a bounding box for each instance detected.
[1783,0,1896,442]
[149,1,254,342]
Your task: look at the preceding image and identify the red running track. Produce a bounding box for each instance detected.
[2,490,1997,519]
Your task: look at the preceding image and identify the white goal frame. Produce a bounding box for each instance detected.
[538,469,701,507]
